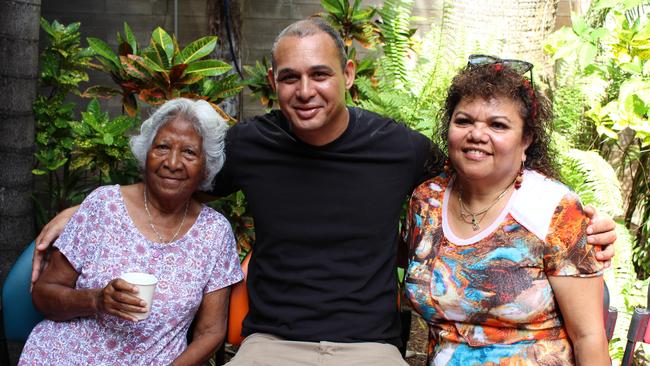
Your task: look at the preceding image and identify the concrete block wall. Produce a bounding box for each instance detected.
[41,0,577,119]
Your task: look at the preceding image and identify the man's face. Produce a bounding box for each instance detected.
[268,32,355,145]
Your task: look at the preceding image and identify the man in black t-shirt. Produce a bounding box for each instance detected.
[32,18,617,366]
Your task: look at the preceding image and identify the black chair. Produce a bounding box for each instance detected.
[604,282,618,342]
[621,282,650,366]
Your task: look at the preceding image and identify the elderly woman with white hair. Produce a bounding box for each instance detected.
[19,98,243,366]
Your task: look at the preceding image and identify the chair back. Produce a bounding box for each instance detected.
[2,241,45,342]
[604,282,618,341]
[227,250,251,346]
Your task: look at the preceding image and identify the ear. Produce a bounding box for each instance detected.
[343,60,356,90]
[522,135,533,161]
[267,68,277,92]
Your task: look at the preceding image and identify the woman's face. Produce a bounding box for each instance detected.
[448,96,531,187]
[145,117,205,200]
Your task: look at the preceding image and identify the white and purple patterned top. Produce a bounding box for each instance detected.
[19,185,243,366]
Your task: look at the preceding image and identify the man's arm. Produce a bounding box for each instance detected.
[31,206,79,286]
[583,206,616,267]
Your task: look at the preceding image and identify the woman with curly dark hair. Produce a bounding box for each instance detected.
[403,56,609,365]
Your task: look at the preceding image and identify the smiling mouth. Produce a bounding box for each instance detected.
[462,148,492,158]
[294,106,321,119]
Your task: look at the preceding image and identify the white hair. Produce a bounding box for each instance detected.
[130,98,228,191]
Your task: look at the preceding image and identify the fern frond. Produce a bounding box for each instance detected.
[559,149,624,218]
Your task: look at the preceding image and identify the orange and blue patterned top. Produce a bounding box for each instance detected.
[404,170,603,366]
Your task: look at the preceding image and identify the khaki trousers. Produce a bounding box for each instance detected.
[224,333,408,366]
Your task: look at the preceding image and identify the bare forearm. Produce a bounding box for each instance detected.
[572,335,610,366]
[32,282,99,321]
[171,329,224,366]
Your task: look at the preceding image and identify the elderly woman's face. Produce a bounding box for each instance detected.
[448,96,531,186]
[145,117,205,199]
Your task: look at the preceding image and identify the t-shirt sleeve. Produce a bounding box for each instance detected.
[52,188,104,273]
[543,192,603,277]
[204,220,244,294]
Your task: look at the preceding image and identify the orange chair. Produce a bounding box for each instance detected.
[227,250,251,346]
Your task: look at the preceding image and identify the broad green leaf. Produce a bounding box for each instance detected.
[174,36,217,64]
[144,41,171,69]
[87,37,121,68]
[103,133,114,145]
[32,169,47,176]
[140,55,166,72]
[571,14,590,37]
[124,22,138,55]
[184,59,232,76]
[620,62,642,74]
[40,18,54,37]
[321,0,344,15]
[579,43,597,70]
[151,27,174,63]
[120,55,152,80]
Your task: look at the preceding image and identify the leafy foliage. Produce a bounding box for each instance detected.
[243,57,276,110]
[545,0,650,279]
[33,19,95,225]
[85,23,242,120]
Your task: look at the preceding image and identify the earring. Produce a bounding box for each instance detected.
[443,158,452,175]
[514,162,524,189]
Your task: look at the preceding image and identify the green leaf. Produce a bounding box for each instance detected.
[150,27,174,63]
[123,22,138,55]
[144,41,171,69]
[81,85,122,98]
[321,0,344,15]
[174,36,217,64]
[103,133,114,145]
[120,55,153,80]
[571,14,590,37]
[87,37,121,68]
[184,59,232,76]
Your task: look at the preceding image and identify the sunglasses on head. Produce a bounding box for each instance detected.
[467,54,534,86]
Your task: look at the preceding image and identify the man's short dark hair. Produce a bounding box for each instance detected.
[270,18,347,75]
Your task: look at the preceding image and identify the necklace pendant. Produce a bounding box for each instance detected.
[471,216,480,231]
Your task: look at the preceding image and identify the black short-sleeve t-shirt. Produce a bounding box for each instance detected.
[211,107,439,345]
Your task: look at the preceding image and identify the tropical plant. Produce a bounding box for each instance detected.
[69,99,139,185]
[32,19,95,224]
[243,56,276,110]
[317,0,378,49]
[84,23,242,119]
[545,0,650,279]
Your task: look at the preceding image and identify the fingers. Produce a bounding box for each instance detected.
[99,279,148,322]
[595,239,615,266]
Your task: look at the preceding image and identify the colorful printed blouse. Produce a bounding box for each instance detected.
[403,170,603,366]
[19,185,244,366]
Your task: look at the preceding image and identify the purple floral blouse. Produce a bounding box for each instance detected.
[19,185,243,365]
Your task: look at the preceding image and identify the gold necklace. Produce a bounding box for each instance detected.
[143,186,189,243]
[457,180,514,231]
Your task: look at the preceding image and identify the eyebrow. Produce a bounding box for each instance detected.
[453,111,513,123]
[276,64,335,77]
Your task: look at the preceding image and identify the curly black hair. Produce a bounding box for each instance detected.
[439,62,558,179]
